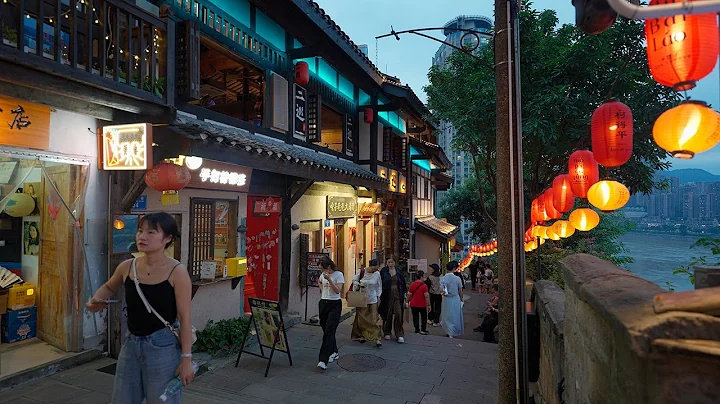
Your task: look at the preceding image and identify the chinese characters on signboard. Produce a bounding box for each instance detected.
[0,96,50,150]
[199,168,247,187]
[293,85,307,141]
[344,113,354,157]
[389,169,398,193]
[253,197,281,215]
[100,123,153,170]
[307,94,321,142]
[326,196,357,219]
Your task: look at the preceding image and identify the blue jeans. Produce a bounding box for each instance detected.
[111,327,181,404]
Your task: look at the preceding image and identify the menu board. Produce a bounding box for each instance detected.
[306,252,329,288]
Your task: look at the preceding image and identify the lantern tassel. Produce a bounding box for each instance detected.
[162,190,180,205]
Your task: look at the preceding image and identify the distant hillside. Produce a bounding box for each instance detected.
[658,169,720,184]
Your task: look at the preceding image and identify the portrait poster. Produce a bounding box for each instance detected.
[23,220,40,256]
[323,228,333,249]
[23,182,42,216]
[249,298,287,352]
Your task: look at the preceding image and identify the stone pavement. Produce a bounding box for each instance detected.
[1,310,498,404]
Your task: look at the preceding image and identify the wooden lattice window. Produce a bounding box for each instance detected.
[189,199,215,280]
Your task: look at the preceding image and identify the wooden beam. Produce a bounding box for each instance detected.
[287,47,319,59]
[407,126,427,134]
[289,180,315,208]
[119,172,148,213]
[360,101,400,112]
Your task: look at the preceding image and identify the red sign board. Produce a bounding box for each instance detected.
[253,197,281,214]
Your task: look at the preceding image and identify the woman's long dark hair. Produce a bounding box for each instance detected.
[319,256,337,271]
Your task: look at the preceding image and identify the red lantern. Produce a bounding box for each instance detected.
[552,174,575,213]
[364,107,374,124]
[145,161,191,205]
[592,100,633,168]
[644,0,719,91]
[536,194,550,222]
[568,150,599,199]
[492,240,498,249]
[295,61,309,86]
[543,189,561,220]
[531,199,540,224]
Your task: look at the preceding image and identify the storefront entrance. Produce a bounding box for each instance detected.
[244,196,281,312]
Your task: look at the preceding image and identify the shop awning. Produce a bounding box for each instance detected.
[415,215,459,241]
[166,115,389,190]
[432,171,454,191]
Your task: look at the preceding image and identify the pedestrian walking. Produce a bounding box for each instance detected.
[86,213,194,404]
[427,264,443,327]
[440,261,464,338]
[469,259,479,290]
[406,270,431,335]
[350,259,383,347]
[317,256,345,370]
[379,257,407,343]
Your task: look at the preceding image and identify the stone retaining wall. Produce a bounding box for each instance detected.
[533,253,720,404]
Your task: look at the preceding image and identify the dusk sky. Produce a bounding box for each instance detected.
[315,0,720,175]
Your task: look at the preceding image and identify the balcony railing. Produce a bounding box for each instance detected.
[0,0,169,102]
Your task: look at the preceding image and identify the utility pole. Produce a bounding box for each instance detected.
[495,0,529,403]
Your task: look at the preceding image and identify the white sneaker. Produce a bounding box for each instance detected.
[376,340,382,347]
[397,337,405,344]
[329,353,339,363]
[384,335,391,340]
[317,361,327,370]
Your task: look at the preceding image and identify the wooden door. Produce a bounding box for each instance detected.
[38,164,76,351]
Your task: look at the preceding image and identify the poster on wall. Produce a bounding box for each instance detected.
[407,259,427,274]
[344,113,354,157]
[293,85,308,141]
[323,228,333,249]
[306,252,329,288]
[23,220,40,256]
[22,182,41,216]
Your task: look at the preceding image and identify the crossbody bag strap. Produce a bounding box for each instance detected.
[132,258,173,330]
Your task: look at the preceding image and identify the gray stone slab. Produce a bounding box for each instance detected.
[385,377,434,394]
[349,392,410,404]
[395,370,443,385]
[63,391,111,404]
[398,363,443,377]
[240,383,296,402]
[22,381,92,403]
[192,373,254,394]
[4,398,41,404]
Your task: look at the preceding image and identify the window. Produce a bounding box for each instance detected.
[424,180,430,199]
[188,198,238,281]
[412,175,418,197]
[314,104,343,153]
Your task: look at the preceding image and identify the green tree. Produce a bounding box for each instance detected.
[437,175,496,240]
[426,3,680,268]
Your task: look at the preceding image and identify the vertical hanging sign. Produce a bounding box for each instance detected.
[307,94,321,142]
[293,85,307,141]
[344,113,354,157]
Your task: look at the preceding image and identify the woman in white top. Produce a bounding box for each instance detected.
[350,259,383,347]
[317,256,344,370]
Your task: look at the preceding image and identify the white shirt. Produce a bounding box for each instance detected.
[353,270,382,304]
[320,271,345,300]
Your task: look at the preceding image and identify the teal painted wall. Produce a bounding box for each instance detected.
[210,0,251,27]
[256,11,286,51]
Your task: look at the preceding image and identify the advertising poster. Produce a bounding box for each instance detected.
[306,252,329,288]
[249,298,287,352]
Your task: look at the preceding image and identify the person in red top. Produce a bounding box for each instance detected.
[406,270,431,335]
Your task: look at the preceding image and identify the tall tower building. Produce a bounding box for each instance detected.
[433,15,493,256]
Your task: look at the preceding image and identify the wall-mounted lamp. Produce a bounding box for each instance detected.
[291,224,300,231]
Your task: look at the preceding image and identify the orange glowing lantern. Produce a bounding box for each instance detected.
[587,180,630,212]
[546,227,561,241]
[652,101,720,159]
[544,189,561,220]
[552,174,576,213]
[568,150,599,198]
[569,208,600,232]
[536,195,550,222]
[552,220,576,238]
[113,218,125,230]
[644,0,719,91]
[144,161,192,205]
[592,100,633,168]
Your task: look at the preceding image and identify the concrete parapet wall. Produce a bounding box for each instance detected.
[534,253,720,404]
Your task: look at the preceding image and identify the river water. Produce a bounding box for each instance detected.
[619,232,714,292]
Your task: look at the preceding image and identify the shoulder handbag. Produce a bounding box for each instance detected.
[346,269,367,308]
[132,258,198,344]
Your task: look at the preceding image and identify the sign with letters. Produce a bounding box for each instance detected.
[100,123,153,170]
[0,96,51,150]
[186,159,252,192]
[326,195,357,219]
[344,113,354,157]
[293,85,307,141]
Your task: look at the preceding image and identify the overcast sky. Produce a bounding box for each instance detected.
[315,0,720,174]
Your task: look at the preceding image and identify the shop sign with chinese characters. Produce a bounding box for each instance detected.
[388,169,398,193]
[326,196,357,219]
[0,96,51,150]
[399,175,407,194]
[186,159,252,192]
[293,85,307,141]
[100,123,153,170]
[253,197,281,215]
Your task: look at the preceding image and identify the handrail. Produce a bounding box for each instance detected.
[607,0,720,20]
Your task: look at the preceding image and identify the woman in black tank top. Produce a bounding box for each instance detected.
[87,213,194,403]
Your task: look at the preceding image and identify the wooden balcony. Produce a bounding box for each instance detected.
[0,0,174,120]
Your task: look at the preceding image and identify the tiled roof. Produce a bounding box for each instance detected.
[170,114,388,185]
[416,215,459,240]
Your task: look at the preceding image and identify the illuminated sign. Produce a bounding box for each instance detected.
[186,159,252,192]
[389,169,398,193]
[100,123,152,170]
[399,175,407,194]
[378,166,387,179]
[327,196,357,219]
[0,96,51,150]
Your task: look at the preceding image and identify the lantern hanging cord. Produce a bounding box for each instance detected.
[605,47,639,100]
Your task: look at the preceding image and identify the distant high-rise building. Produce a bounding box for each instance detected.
[358,44,369,56]
[433,15,493,255]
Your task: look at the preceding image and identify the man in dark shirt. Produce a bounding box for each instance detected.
[469,259,479,290]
